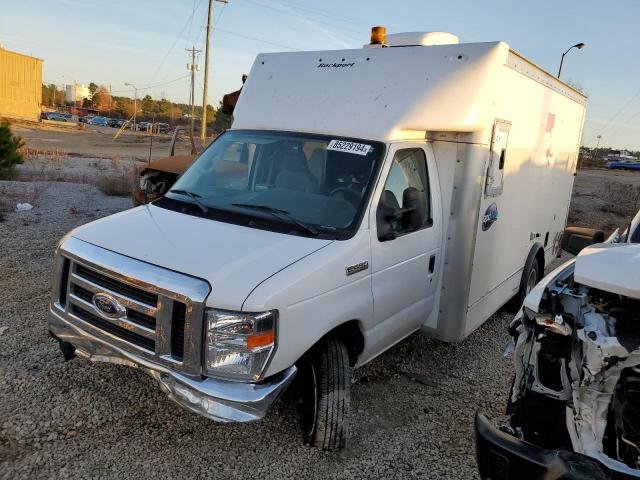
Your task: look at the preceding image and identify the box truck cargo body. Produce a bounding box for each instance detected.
[48,31,586,449]
[232,36,587,343]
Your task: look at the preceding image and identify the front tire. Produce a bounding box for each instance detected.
[300,338,350,450]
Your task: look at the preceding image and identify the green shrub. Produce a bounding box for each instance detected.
[0,122,25,179]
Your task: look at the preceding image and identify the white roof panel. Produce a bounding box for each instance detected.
[232,42,510,141]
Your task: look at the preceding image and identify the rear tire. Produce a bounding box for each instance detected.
[507,256,540,312]
[521,260,540,302]
[300,338,350,450]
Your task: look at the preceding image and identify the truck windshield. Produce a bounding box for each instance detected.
[157,130,385,239]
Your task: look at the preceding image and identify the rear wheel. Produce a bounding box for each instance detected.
[525,261,539,296]
[506,254,541,312]
[299,338,350,450]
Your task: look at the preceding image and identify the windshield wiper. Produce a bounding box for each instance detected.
[231,203,319,235]
[169,189,209,213]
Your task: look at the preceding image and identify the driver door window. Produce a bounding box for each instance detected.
[380,148,431,235]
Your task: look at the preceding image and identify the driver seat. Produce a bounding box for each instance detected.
[275,150,319,193]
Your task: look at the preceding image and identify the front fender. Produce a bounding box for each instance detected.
[242,230,374,377]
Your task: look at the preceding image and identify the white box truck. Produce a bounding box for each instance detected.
[48,29,586,450]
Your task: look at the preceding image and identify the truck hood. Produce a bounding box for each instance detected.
[574,243,640,299]
[70,204,333,308]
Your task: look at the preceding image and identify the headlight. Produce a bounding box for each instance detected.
[205,309,276,381]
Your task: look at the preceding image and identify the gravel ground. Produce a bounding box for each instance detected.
[2,180,522,479]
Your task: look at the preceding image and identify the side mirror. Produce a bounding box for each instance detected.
[376,187,425,242]
[561,226,605,255]
[401,187,425,232]
[376,201,397,242]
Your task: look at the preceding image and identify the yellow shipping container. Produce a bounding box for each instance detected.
[0,47,43,121]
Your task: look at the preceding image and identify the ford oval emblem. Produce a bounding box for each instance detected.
[92,293,126,319]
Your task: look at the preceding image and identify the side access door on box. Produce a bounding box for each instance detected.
[367,143,442,353]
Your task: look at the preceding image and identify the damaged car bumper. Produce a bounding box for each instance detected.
[49,307,296,422]
[475,413,638,480]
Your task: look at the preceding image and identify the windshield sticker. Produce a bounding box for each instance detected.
[327,140,371,156]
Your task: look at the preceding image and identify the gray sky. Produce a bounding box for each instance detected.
[2,0,639,149]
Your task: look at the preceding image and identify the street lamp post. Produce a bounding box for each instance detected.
[125,82,138,131]
[557,43,585,78]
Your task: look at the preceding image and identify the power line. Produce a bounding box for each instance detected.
[275,0,396,29]
[111,75,190,94]
[243,0,365,36]
[186,0,199,40]
[600,107,640,143]
[587,86,640,145]
[197,0,226,45]
[145,1,201,88]
[216,27,296,50]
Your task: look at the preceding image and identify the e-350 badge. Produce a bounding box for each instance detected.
[345,261,369,276]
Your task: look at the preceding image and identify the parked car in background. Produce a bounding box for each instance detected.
[49,113,68,122]
[89,116,109,126]
[607,160,640,171]
[136,121,152,131]
[42,112,63,121]
[154,122,171,134]
[108,118,123,128]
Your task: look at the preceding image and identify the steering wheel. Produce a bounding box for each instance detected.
[329,186,362,207]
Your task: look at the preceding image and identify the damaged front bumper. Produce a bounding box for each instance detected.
[49,307,296,423]
[475,413,638,480]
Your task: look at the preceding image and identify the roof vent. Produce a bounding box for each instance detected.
[386,31,459,47]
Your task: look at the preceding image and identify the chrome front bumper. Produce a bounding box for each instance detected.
[49,307,296,423]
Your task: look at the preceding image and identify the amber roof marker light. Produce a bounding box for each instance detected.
[370,26,386,46]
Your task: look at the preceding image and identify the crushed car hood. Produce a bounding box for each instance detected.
[575,243,640,299]
[70,204,333,308]
[140,154,195,175]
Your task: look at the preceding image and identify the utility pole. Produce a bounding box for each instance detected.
[201,0,228,145]
[125,82,138,131]
[186,46,201,138]
[108,84,112,117]
[595,134,603,164]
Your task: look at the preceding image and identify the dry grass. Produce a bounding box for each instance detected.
[0,194,10,222]
[95,164,137,196]
[18,169,91,184]
[14,150,139,197]
[598,181,640,217]
[20,147,68,168]
[0,183,48,221]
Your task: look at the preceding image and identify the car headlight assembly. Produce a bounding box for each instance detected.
[204,309,276,381]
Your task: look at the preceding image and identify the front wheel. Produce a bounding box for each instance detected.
[299,338,350,450]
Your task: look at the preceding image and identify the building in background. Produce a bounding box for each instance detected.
[0,46,43,121]
[604,149,638,162]
[65,83,91,104]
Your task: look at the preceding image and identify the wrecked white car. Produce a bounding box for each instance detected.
[477,212,640,479]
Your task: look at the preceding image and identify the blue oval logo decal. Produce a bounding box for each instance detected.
[92,293,126,318]
[482,203,498,231]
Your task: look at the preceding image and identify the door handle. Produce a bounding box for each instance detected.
[428,255,436,273]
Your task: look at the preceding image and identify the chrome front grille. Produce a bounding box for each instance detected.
[51,237,210,375]
[68,276,158,353]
